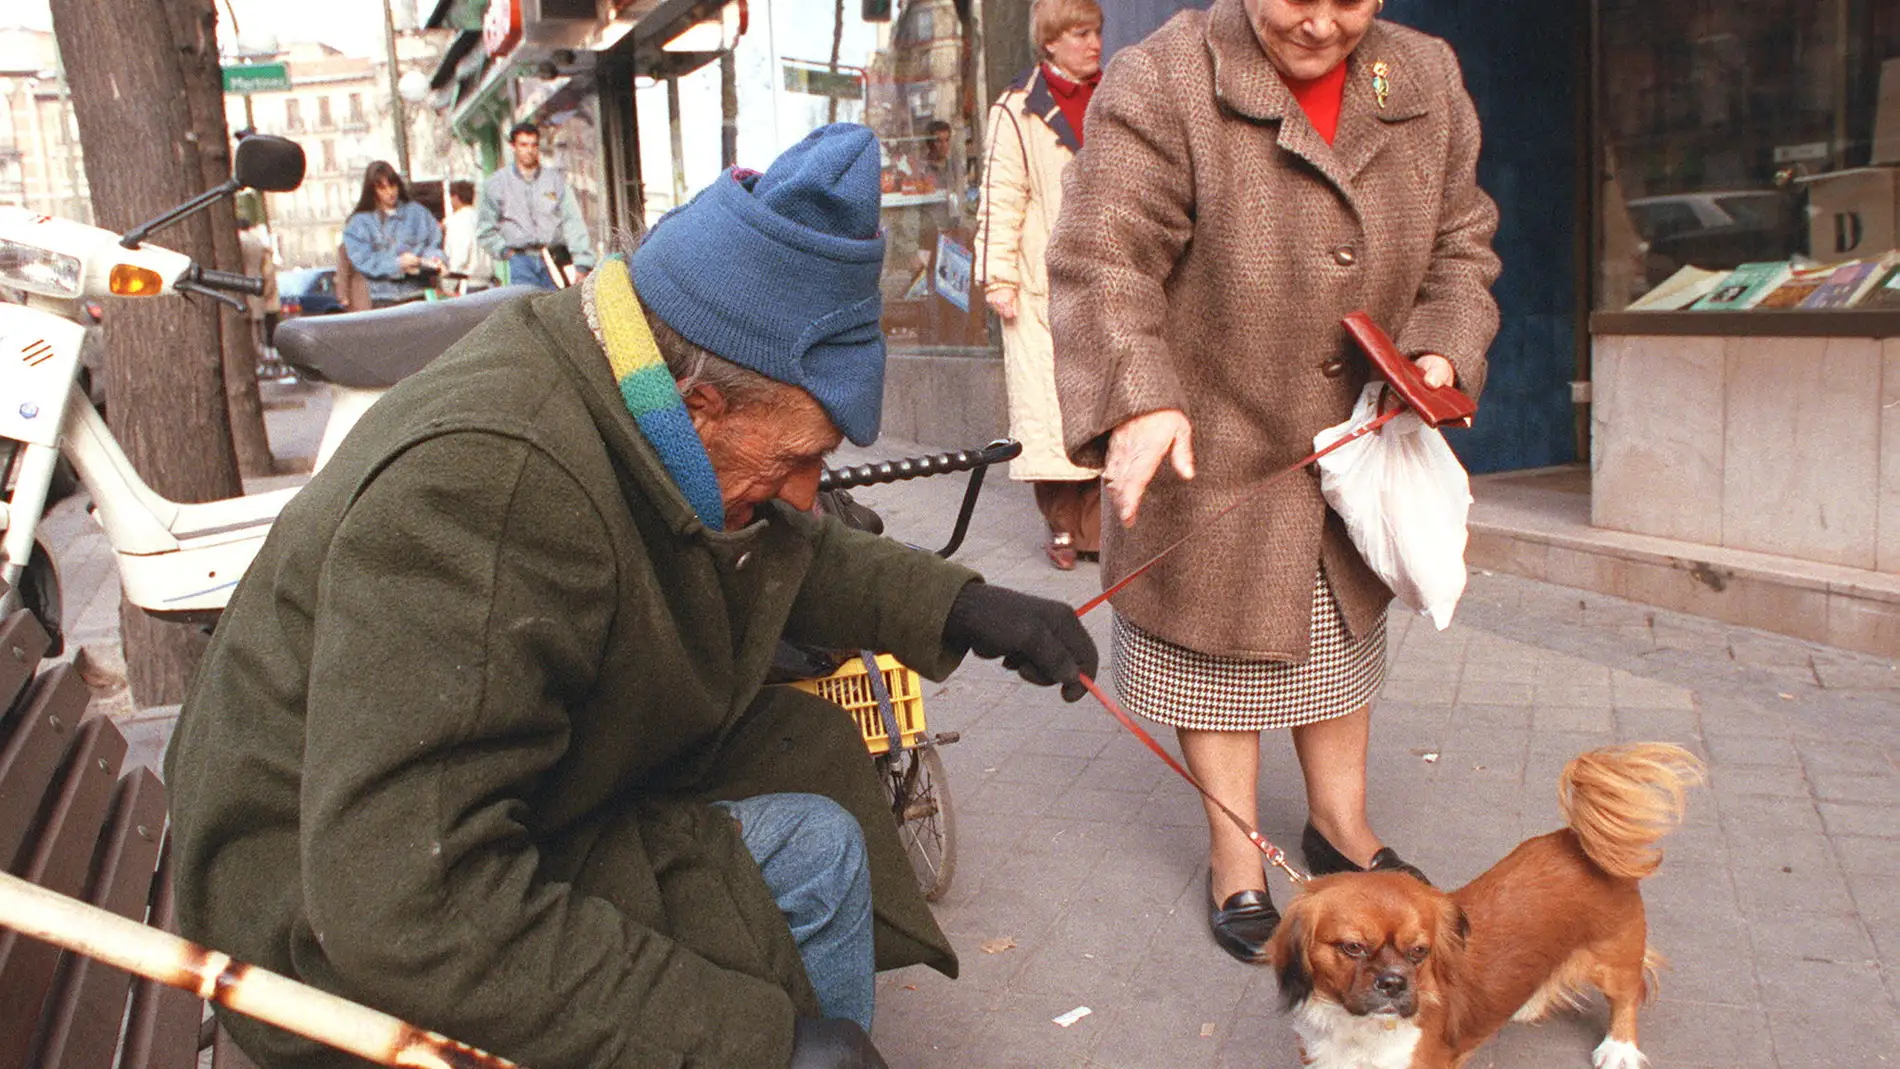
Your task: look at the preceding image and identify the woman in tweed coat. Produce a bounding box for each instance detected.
[1048,0,1498,962]
[975,0,1106,570]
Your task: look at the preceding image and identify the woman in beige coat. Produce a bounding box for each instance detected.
[1049,0,1499,963]
[976,0,1105,570]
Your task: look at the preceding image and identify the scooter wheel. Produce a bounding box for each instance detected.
[18,540,64,658]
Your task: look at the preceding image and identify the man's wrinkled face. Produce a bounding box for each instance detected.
[1241,0,1377,81]
[687,384,843,529]
[512,131,542,172]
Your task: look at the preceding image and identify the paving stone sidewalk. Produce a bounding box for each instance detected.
[837,441,1899,1069]
[40,402,1900,1068]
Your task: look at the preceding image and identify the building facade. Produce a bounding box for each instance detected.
[0,27,89,224]
[224,35,480,268]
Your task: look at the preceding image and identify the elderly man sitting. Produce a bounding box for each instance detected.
[163,124,1095,1069]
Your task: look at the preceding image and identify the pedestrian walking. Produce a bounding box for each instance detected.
[1049,0,1500,963]
[340,161,445,309]
[440,179,491,296]
[236,217,285,379]
[476,121,597,289]
[975,0,1106,571]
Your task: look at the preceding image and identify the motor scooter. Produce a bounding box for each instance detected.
[0,134,525,652]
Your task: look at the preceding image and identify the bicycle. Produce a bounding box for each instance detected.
[783,437,1021,902]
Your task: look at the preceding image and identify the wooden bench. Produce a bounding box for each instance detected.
[0,588,256,1069]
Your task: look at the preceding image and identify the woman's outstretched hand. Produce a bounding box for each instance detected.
[1104,409,1195,528]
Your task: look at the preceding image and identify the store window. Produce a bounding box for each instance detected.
[865,0,984,350]
[1600,0,1900,311]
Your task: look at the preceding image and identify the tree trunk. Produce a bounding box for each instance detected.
[49,0,246,705]
[161,0,276,479]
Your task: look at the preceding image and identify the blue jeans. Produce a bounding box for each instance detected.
[716,793,875,1031]
[507,251,557,290]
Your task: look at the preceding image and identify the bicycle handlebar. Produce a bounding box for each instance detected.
[819,439,1022,492]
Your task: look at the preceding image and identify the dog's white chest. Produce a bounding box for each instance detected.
[1291,1000,1422,1069]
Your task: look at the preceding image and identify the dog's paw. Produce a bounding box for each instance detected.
[1592,1037,1648,1069]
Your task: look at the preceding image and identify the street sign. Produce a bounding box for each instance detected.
[222,63,290,94]
[783,63,863,101]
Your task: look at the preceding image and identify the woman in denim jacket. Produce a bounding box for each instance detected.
[341,161,445,308]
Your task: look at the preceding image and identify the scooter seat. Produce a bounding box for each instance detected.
[274,286,539,389]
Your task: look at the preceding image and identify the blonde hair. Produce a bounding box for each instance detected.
[1030,0,1103,57]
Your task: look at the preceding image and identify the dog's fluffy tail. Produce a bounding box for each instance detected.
[1558,743,1705,880]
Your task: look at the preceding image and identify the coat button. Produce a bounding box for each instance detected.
[1332,245,1357,266]
[1320,357,1348,378]
[734,550,753,570]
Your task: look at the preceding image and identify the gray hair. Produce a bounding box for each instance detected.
[615,226,795,412]
[642,304,790,411]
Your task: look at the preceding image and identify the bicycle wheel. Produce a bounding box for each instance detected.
[879,745,956,901]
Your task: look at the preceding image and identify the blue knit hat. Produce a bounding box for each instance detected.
[631,123,888,445]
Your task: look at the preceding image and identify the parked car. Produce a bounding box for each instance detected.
[278,266,342,318]
[1626,189,1802,288]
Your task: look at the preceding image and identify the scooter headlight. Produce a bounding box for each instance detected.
[0,237,83,299]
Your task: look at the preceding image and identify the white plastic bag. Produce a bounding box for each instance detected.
[1313,383,1473,630]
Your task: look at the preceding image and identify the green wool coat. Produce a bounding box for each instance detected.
[163,287,976,1069]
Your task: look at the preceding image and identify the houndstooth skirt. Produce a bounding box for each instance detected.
[1111,569,1387,731]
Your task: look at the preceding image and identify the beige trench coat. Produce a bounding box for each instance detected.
[1049,0,1500,660]
[977,67,1101,482]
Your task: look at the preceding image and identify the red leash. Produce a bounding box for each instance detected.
[1063,411,1405,886]
[1062,313,1479,886]
[1077,675,1310,884]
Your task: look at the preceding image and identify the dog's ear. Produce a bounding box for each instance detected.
[1269,901,1313,1011]
[1425,896,1468,999]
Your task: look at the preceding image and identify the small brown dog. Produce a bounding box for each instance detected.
[1266,743,1704,1069]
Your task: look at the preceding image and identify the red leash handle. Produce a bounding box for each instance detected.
[1342,311,1476,429]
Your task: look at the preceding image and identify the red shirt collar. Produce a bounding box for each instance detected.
[1041,64,1100,97]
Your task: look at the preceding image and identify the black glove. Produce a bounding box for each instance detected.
[942,581,1099,701]
[790,1018,889,1069]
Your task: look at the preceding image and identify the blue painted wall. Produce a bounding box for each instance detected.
[1096,0,1582,474]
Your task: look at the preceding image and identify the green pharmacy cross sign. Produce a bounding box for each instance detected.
[222,63,290,95]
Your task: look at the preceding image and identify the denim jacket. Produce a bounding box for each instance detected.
[342,201,445,303]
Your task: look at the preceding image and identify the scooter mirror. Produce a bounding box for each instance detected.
[234,135,306,193]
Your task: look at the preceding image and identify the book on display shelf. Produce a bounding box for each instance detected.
[1752,263,1835,309]
[1800,260,1883,309]
[1856,263,1900,309]
[1626,265,1728,311]
[1688,261,1796,311]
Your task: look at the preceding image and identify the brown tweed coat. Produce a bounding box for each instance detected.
[1048,0,1500,660]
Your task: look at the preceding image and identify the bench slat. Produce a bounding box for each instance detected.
[0,611,53,733]
[121,837,203,1069]
[0,712,125,1069]
[40,768,167,1069]
[0,615,52,732]
[0,663,90,873]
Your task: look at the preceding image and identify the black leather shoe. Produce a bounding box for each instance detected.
[1302,822,1431,885]
[1208,872,1279,964]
